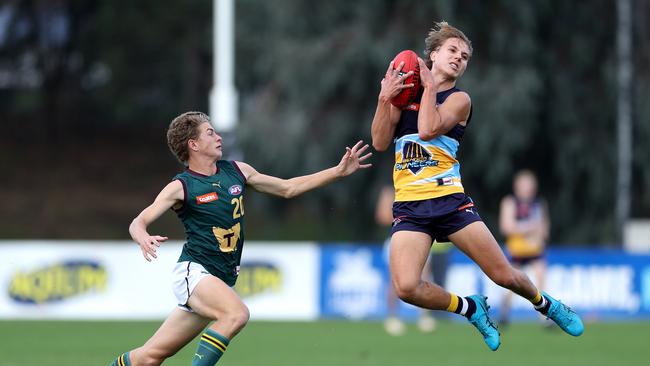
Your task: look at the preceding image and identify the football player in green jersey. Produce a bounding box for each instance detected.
[109,111,371,366]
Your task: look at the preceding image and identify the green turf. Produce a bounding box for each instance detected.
[0,320,647,366]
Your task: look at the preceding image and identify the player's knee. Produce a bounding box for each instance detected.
[393,278,418,303]
[223,304,250,332]
[234,305,250,330]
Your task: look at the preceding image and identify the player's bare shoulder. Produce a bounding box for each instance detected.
[440,91,472,124]
[455,90,471,104]
[232,161,257,181]
[158,179,185,208]
[446,90,471,109]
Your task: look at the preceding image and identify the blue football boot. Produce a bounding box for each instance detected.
[542,291,584,336]
[466,295,500,351]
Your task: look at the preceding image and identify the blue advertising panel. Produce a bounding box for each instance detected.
[319,244,388,320]
[319,243,443,320]
[452,248,650,320]
[320,244,650,321]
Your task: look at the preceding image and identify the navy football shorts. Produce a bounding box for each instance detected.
[391,193,482,242]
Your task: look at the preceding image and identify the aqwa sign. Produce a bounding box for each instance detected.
[8,260,107,304]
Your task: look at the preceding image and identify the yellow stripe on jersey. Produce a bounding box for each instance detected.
[202,334,227,352]
[118,354,124,366]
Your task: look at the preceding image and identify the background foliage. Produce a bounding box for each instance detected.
[1,0,648,244]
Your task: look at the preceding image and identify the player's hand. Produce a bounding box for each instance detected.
[379,61,414,102]
[137,235,168,262]
[337,140,372,177]
[418,57,435,89]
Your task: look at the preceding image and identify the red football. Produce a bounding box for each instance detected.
[390,50,420,108]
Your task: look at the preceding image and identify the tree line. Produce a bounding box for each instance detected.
[1,0,648,244]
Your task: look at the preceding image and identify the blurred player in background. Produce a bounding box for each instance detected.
[370,21,583,351]
[109,112,371,366]
[498,170,550,327]
[376,185,449,335]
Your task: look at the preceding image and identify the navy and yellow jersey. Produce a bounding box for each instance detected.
[172,160,246,286]
[393,87,472,202]
[505,196,546,258]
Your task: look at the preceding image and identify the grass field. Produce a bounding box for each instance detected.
[0,320,647,366]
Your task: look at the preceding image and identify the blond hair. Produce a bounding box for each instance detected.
[166,111,210,163]
[423,21,473,68]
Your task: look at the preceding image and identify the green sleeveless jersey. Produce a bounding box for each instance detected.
[173,160,246,286]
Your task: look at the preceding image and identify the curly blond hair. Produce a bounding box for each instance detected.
[423,21,473,68]
[166,111,210,163]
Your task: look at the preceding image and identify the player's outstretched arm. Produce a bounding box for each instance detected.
[237,140,372,199]
[129,180,183,261]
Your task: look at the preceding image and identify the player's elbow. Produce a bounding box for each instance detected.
[418,130,438,141]
[128,216,143,235]
[418,120,447,140]
[372,139,390,152]
[128,218,136,230]
[281,185,300,199]
[282,190,295,199]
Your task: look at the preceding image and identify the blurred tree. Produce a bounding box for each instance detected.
[0,0,648,244]
[233,0,650,244]
[632,0,650,227]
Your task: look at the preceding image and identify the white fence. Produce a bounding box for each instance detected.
[0,241,318,320]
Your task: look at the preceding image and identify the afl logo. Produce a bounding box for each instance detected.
[229,185,243,195]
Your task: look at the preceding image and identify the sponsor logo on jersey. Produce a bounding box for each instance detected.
[229,185,243,196]
[395,141,438,175]
[196,192,218,204]
[440,177,454,186]
[8,260,107,304]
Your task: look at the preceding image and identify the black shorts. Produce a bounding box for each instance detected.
[391,193,482,242]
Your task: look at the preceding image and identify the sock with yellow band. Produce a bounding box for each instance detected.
[530,291,550,314]
[446,293,477,318]
[108,352,131,366]
[192,329,230,366]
